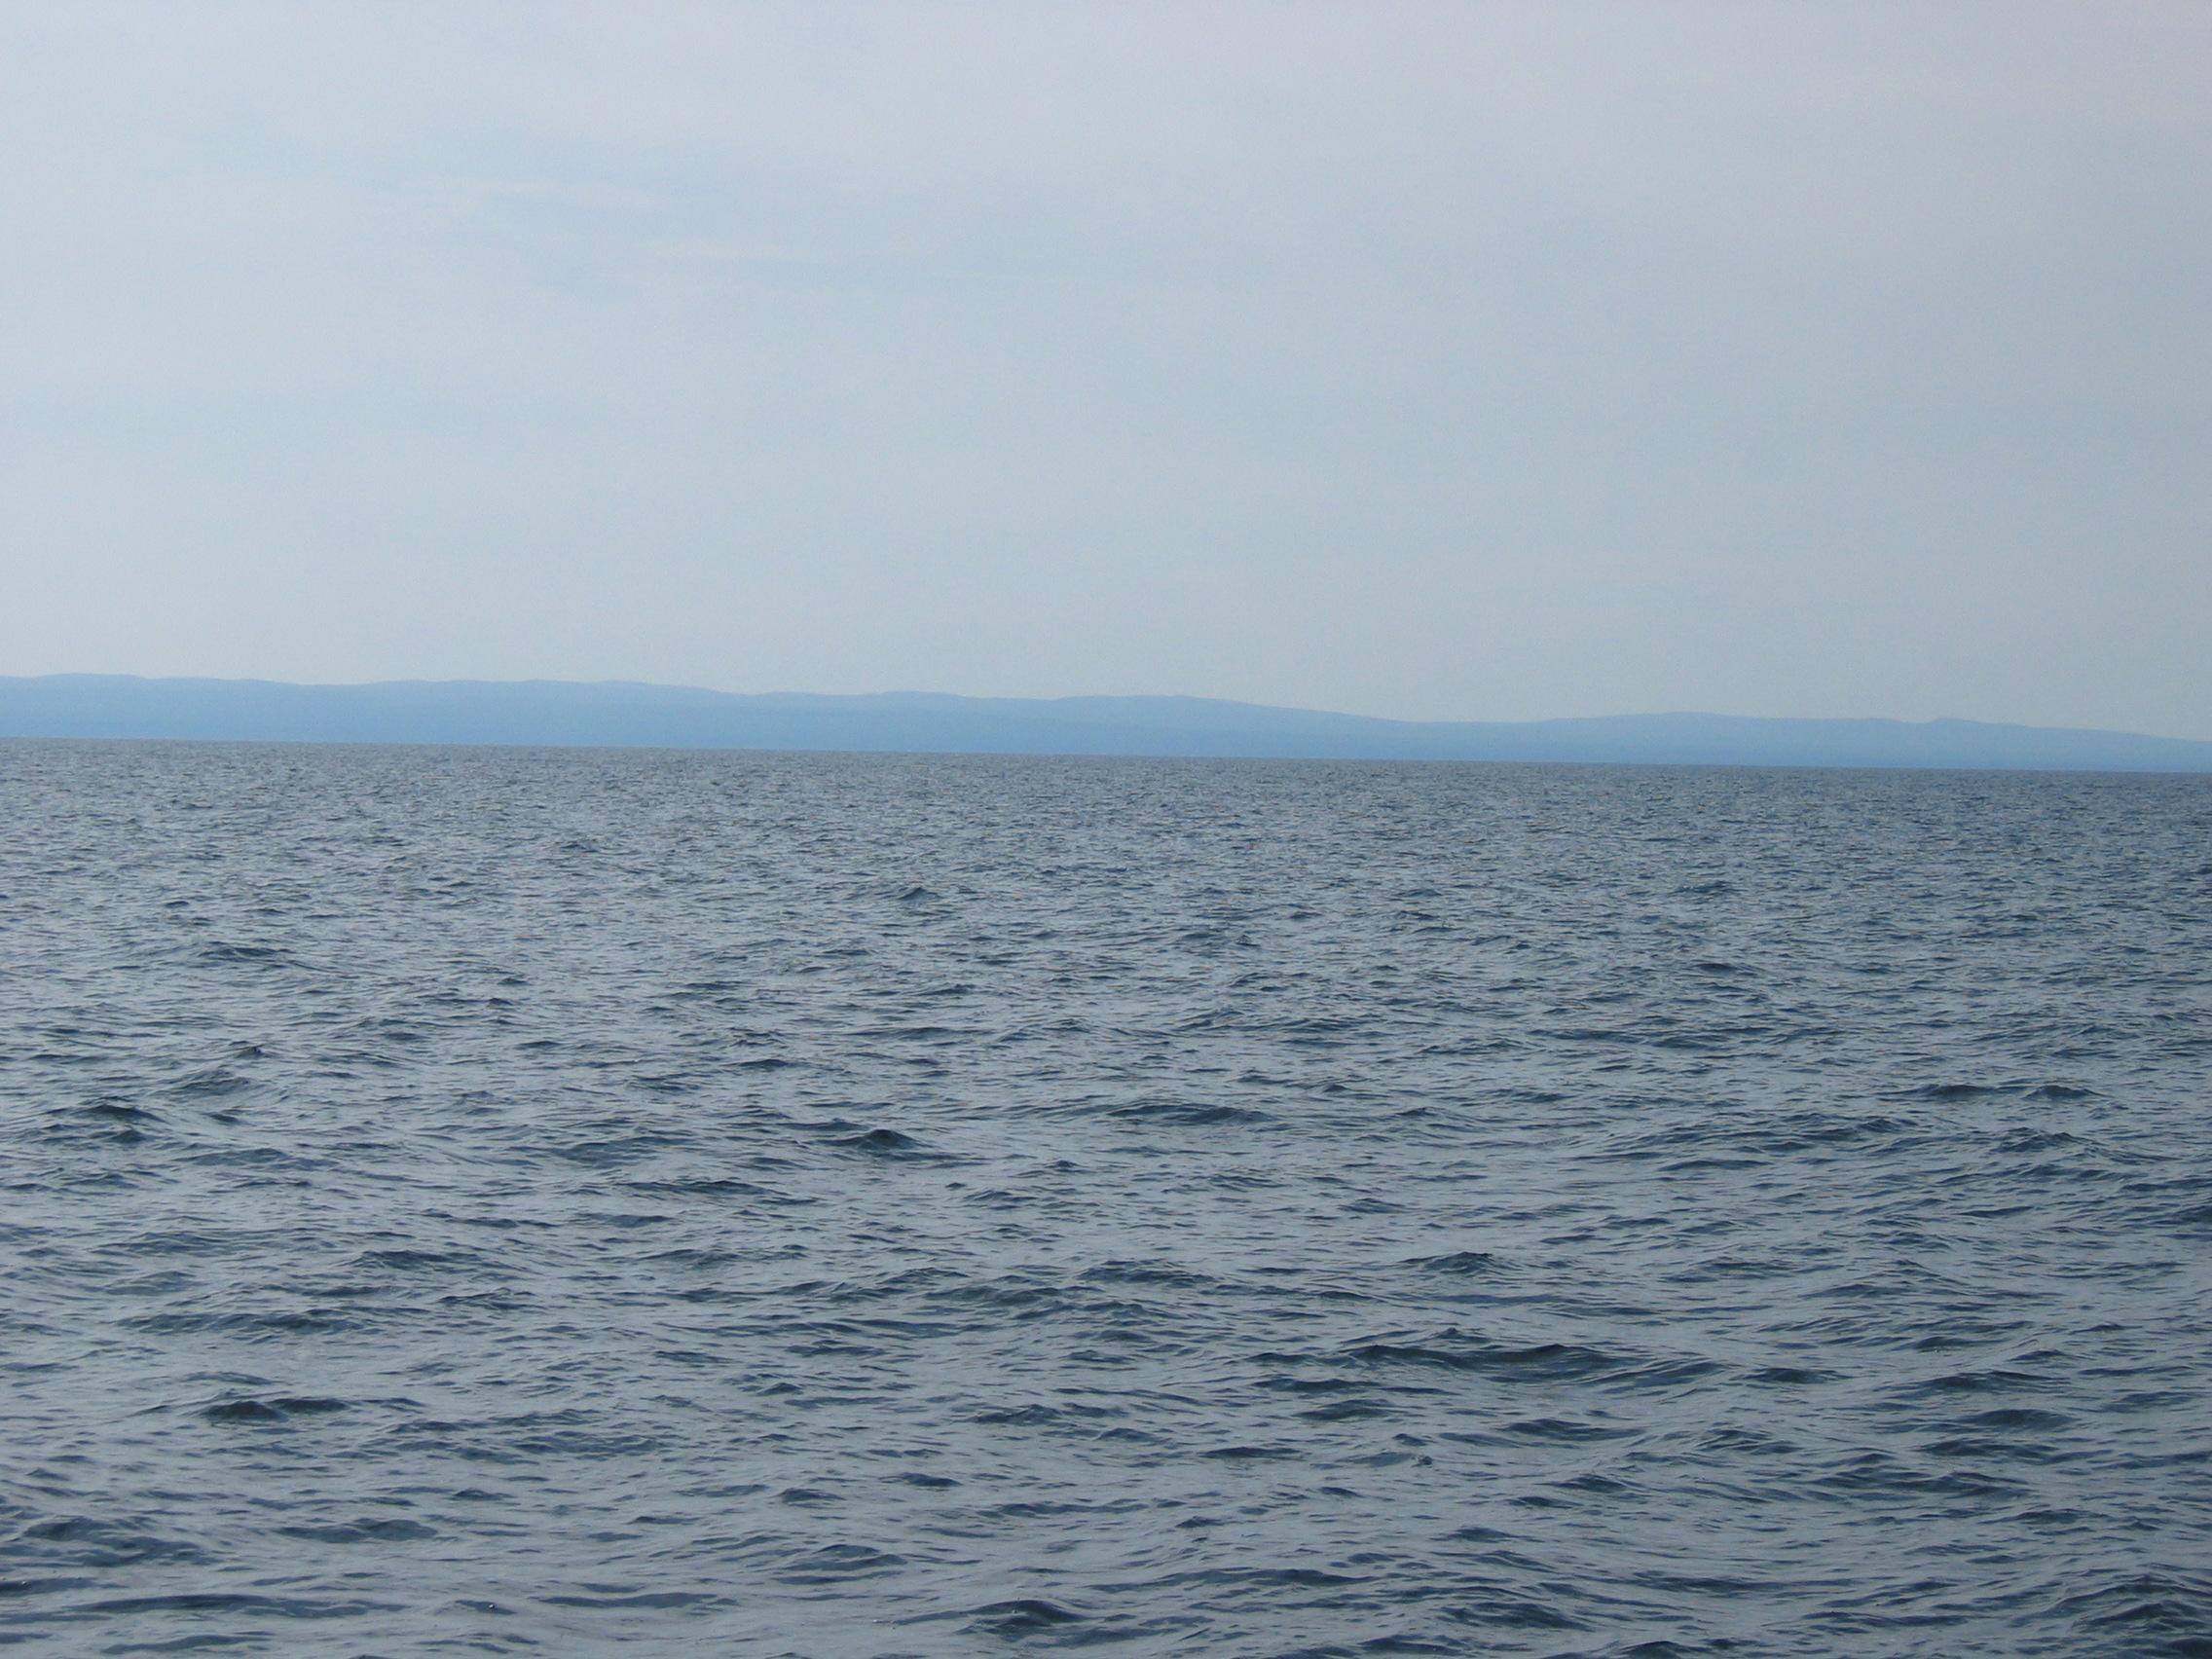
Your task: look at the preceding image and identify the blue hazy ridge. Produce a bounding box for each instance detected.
[4,673,2210,771]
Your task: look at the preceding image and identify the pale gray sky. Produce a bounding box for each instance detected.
[4,2,2207,735]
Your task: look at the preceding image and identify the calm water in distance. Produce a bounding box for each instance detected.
[3,740,2209,1657]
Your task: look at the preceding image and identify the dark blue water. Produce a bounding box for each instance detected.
[4,741,2208,1657]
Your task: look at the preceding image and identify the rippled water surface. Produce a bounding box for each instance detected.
[4,741,2209,1657]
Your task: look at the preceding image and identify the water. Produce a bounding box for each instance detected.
[3,740,2208,1658]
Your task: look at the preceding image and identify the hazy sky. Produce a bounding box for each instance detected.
[4,3,2207,735]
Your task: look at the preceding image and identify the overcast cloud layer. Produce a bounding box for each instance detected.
[3,3,2207,735]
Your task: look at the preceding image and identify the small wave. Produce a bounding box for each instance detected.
[541,1587,731,1608]
[13,1517,210,1567]
[773,1545,907,1584]
[1501,1416,1638,1442]
[127,1309,355,1339]
[956,1598,1087,1636]
[1401,1250,1511,1274]
[200,1395,351,1423]
[1905,1082,2005,1100]
[76,1100,157,1123]
[193,942,301,968]
[276,1517,439,1543]
[1744,1365,1834,1385]
[77,1591,391,1618]
[164,1066,254,1099]
[1904,1368,2054,1397]
[1108,1098,1273,1127]
[1345,1333,1627,1382]
[2044,1570,2212,1643]
[1080,1259,1219,1289]
[828,1126,932,1158]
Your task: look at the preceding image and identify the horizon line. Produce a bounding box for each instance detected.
[10,671,2206,747]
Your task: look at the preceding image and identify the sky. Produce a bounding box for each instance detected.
[3,3,2207,737]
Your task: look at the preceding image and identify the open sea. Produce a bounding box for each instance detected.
[2,739,2208,1658]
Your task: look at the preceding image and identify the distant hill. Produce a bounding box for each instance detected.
[3,675,2208,773]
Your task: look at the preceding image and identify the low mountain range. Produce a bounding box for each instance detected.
[4,674,2207,773]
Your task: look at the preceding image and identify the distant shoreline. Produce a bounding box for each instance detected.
[5,675,2209,775]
